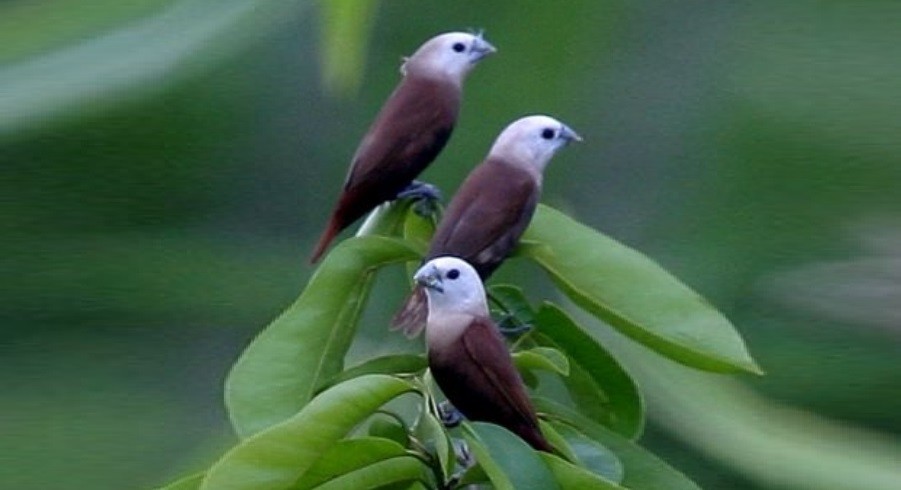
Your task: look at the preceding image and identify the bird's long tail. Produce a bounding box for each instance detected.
[522,424,556,454]
[390,286,429,337]
[309,215,341,264]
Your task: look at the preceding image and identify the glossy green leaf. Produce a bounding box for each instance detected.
[203,375,418,490]
[553,423,624,483]
[533,303,643,438]
[456,462,489,487]
[539,453,625,490]
[513,346,570,377]
[413,410,454,481]
[367,414,410,449]
[400,204,437,282]
[401,206,437,254]
[488,284,537,324]
[356,201,418,239]
[519,368,540,390]
[293,437,410,489]
[535,397,701,490]
[463,422,560,490]
[540,420,624,488]
[319,354,427,393]
[521,204,760,374]
[301,456,428,490]
[538,420,579,463]
[156,472,204,490]
[396,483,429,490]
[225,236,419,437]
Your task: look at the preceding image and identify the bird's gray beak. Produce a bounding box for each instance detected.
[560,124,583,144]
[414,264,444,293]
[470,35,497,62]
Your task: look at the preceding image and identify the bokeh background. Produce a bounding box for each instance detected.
[2,1,900,489]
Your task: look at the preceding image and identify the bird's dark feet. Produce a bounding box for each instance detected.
[438,401,463,428]
[397,180,442,201]
[396,180,442,217]
[440,440,475,487]
[452,438,475,470]
[496,314,533,338]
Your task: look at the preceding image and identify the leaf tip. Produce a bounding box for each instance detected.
[744,360,766,376]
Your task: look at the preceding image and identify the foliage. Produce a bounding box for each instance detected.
[157,200,756,489]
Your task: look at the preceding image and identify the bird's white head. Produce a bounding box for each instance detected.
[414,256,489,319]
[488,115,582,180]
[401,31,496,84]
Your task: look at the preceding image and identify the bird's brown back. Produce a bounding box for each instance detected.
[427,157,539,278]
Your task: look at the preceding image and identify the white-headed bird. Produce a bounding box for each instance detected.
[393,115,581,334]
[310,31,496,263]
[415,256,553,452]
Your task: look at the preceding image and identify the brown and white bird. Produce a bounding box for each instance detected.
[415,256,553,452]
[309,31,496,263]
[393,115,581,335]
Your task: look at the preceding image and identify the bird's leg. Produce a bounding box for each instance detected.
[438,400,464,428]
[451,438,475,473]
[397,180,442,201]
[439,439,475,489]
[396,180,443,217]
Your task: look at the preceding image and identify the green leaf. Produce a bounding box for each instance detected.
[538,420,579,463]
[488,284,537,324]
[413,410,454,481]
[355,200,417,239]
[319,354,427,393]
[402,206,437,254]
[0,0,313,135]
[519,368,540,390]
[225,236,419,437]
[521,204,761,374]
[463,422,560,490]
[539,453,625,490]
[299,456,428,490]
[292,437,410,489]
[156,472,204,490]
[399,204,437,281]
[395,483,429,490]
[319,0,378,97]
[533,303,643,438]
[534,397,701,490]
[553,424,624,483]
[457,463,489,487]
[0,0,183,66]
[367,414,410,449]
[541,418,625,487]
[513,347,570,377]
[202,375,418,490]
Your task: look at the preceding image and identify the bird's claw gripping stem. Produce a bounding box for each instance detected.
[438,400,464,428]
[397,180,443,217]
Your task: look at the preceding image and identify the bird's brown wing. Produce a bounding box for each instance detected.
[310,76,460,262]
[343,76,459,196]
[458,317,542,429]
[427,159,539,276]
[428,317,551,451]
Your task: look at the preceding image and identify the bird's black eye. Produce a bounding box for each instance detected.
[541,128,555,140]
[447,269,460,280]
[452,42,466,53]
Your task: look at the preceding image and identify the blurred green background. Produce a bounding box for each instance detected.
[2,1,899,489]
